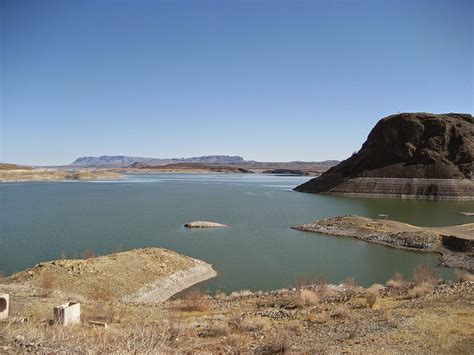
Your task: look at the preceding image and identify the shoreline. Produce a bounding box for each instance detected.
[0,169,123,183]
[123,260,217,304]
[293,215,474,272]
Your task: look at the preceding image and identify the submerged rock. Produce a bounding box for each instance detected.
[184,221,228,228]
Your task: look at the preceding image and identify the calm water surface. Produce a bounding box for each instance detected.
[1,174,473,292]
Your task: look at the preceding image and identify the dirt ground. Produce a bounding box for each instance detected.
[1,256,473,353]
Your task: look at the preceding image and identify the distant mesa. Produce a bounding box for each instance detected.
[71,155,245,168]
[184,221,228,228]
[295,112,474,200]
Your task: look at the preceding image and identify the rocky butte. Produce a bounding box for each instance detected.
[295,112,474,200]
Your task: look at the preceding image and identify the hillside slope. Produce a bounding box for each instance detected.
[295,113,474,199]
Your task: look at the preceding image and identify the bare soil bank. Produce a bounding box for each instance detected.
[0,168,122,182]
[1,272,473,353]
[8,248,216,302]
[293,215,474,271]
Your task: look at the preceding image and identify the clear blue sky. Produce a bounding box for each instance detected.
[1,0,472,165]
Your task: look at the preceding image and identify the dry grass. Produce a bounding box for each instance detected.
[205,323,229,337]
[407,282,434,299]
[37,270,56,296]
[365,283,384,308]
[229,289,254,298]
[88,286,113,302]
[226,333,248,350]
[386,272,407,289]
[179,289,210,312]
[331,306,350,319]
[456,270,474,282]
[262,330,291,353]
[83,249,96,259]
[233,317,268,333]
[412,265,439,286]
[365,290,378,308]
[0,271,5,284]
[296,289,319,308]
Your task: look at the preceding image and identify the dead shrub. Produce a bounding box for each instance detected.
[386,272,407,289]
[235,317,268,333]
[205,323,229,337]
[38,270,56,296]
[263,330,291,353]
[226,333,248,350]
[407,282,433,299]
[180,289,210,312]
[365,283,383,308]
[117,322,167,353]
[296,289,319,308]
[456,270,474,282]
[83,249,96,259]
[365,290,378,308]
[412,265,439,286]
[331,306,349,319]
[229,289,254,298]
[214,291,226,300]
[88,286,113,302]
[286,321,303,335]
[343,277,357,288]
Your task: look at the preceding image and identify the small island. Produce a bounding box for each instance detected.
[185,221,228,228]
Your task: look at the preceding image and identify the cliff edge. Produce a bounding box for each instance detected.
[295,113,474,200]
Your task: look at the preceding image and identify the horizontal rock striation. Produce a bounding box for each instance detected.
[317,177,474,200]
[295,113,474,199]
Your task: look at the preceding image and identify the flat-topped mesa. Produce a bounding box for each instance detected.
[295,113,474,200]
[184,221,228,228]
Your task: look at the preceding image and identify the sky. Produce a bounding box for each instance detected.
[1,0,473,165]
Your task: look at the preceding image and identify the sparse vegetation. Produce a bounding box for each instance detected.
[229,289,253,298]
[365,283,383,308]
[407,281,434,299]
[412,265,439,285]
[296,289,319,308]
[204,323,229,337]
[37,270,56,296]
[234,316,268,333]
[386,272,407,289]
[456,270,474,282]
[179,289,210,312]
[83,249,96,259]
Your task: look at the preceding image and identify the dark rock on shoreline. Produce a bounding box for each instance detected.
[295,113,474,200]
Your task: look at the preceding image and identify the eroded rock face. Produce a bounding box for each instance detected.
[295,113,474,199]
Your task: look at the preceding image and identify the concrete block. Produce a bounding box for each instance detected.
[54,302,81,326]
[89,320,108,328]
[0,294,9,321]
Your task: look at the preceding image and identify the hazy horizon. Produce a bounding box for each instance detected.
[2,0,473,166]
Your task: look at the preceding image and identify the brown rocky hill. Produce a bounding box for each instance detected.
[295,113,474,200]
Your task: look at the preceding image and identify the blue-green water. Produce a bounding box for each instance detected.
[1,174,473,292]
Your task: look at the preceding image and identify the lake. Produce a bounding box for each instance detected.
[1,173,473,292]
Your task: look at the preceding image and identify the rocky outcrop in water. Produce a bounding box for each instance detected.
[295,113,474,200]
[184,221,227,228]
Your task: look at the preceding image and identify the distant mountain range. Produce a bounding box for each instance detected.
[71,155,245,167]
[70,155,339,172]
